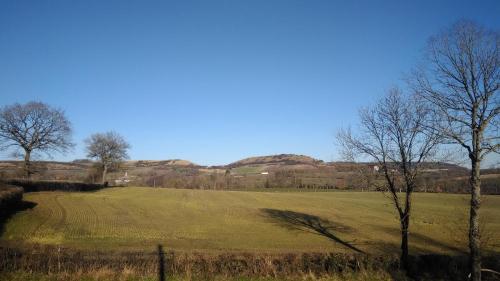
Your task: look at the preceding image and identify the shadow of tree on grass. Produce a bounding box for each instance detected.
[260,208,364,253]
[370,224,468,255]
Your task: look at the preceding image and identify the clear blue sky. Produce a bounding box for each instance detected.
[1,0,499,166]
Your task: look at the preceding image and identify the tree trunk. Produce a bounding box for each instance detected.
[102,164,108,185]
[24,149,32,179]
[469,158,481,281]
[400,213,410,272]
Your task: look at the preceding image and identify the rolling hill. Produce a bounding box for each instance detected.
[0,154,496,193]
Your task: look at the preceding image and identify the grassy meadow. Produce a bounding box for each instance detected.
[1,187,499,254]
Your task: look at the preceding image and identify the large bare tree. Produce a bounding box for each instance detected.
[0,101,73,178]
[85,131,130,184]
[413,20,499,280]
[337,88,440,272]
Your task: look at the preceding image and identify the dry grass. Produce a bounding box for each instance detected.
[0,271,397,281]
[0,247,402,280]
[2,248,499,280]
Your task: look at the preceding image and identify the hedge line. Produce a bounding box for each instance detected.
[1,245,499,280]
[3,179,103,192]
[0,184,24,215]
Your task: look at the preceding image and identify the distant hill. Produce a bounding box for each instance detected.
[329,161,468,172]
[1,154,497,194]
[125,159,199,168]
[228,154,324,168]
[0,159,198,170]
[0,159,199,182]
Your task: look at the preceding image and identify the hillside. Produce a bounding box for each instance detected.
[0,154,497,193]
[126,159,199,168]
[228,154,324,168]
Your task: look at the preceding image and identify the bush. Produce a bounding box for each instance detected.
[3,179,103,192]
[0,184,24,216]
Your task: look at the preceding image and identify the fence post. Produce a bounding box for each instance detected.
[158,244,165,281]
[57,246,61,273]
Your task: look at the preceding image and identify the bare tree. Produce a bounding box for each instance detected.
[337,88,440,272]
[85,131,130,184]
[0,101,73,178]
[348,163,376,192]
[413,20,499,280]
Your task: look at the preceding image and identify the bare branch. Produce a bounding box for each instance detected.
[0,101,74,177]
[411,20,499,280]
[85,131,130,184]
[337,87,441,269]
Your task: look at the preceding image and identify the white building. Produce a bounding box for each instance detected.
[115,171,131,185]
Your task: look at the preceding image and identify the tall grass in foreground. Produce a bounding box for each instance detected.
[0,270,397,281]
[1,246,500,280]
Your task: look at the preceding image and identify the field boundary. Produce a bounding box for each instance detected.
[2,179,104,192]
[1,245,499,280]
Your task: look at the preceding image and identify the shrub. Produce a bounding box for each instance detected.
[3,179,103,192]
[0,184,23,215]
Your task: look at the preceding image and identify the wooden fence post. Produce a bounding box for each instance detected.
[158,244,165,281]
[57,246,61,272]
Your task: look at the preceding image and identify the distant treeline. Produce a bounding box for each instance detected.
[132,168,500,195]
[1,161,498,194]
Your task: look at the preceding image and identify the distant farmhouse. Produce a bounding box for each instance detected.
[115,171,131,185]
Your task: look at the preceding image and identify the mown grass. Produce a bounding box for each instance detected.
[1,188,499,254]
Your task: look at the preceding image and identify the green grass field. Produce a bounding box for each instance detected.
[2,188,499,254]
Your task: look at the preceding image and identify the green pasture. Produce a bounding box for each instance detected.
[2,188,499,254]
